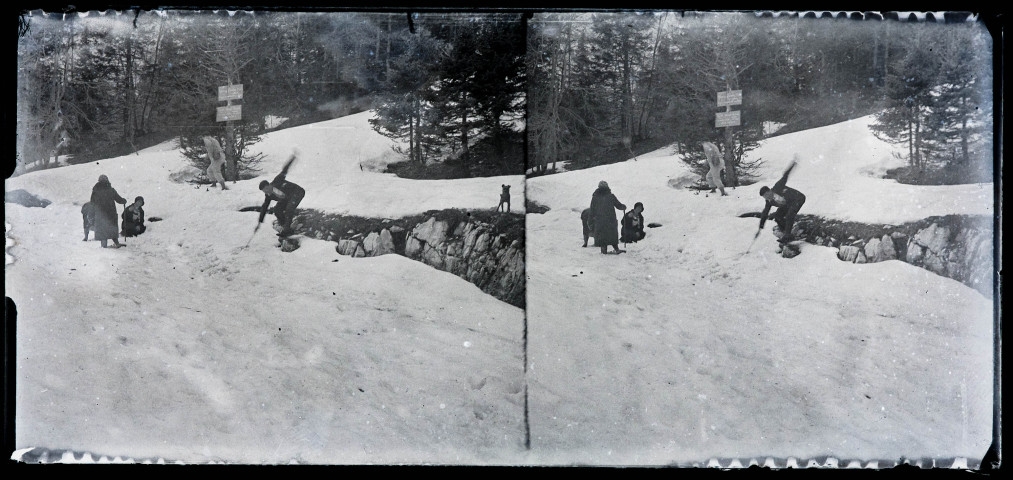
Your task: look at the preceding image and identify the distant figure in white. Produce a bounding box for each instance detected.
[202,135,229,191]
[701,141,727,197]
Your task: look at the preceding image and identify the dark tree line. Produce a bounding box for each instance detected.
[368,13,526,169]
[16,11,527,178]
[528,12,993,185]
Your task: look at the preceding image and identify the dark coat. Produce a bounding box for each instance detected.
[258,172,305,224]
[121,202,145,237]
[621,210,645,243]
[90,179,126,241]
[760,163,806,229]
[589,186,625,246]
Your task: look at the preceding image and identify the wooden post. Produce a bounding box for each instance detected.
[225,79,238,182]
[715,89,743,187]
[216,82,243,182]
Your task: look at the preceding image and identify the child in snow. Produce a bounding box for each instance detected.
[121,196,146,237]
[621,202,646,244]
[758,160,806,244]
[258,155,305,237]
[702,141,727,196]
[202,135,229,191]
[589,180,626,254]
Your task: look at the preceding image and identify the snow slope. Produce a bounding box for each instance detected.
[524,114,994,465]
[6,111,526,464]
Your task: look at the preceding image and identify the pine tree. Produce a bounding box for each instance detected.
[871,26,940,171]
[924,26,991,169]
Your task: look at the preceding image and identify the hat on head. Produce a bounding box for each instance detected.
[98,174,109,183]
[135,196,144,203]
[598,180,608,189]
[634,202,644,211]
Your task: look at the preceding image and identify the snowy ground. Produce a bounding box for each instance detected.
[6,112,996,466]
[7,111,527,464]
[524,115,994,465]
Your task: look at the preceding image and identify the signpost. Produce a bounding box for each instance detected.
[218,84,244,102]
[715,89,742,127]
[216,104,242,122]
[715,110,741,128]
[217,83,244,181]
[716,89,742,108]
[716,89,742,186]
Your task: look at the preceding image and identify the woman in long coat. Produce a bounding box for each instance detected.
[90,174,126,248]
[589,180,626,254]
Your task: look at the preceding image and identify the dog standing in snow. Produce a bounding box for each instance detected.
[81,202,95,241]
[580,208,595,247]
[497,184,511,212]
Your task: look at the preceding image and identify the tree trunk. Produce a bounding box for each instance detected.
[461,103,470,163]
[123,38,137,150]
[723,126,738,187]
[911,113,919,167]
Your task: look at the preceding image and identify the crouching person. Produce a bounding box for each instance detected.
[121,196,146,237]
[621,202,646,243]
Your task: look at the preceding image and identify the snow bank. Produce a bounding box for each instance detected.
[524,114,994,464]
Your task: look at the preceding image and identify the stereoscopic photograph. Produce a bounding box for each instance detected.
[8,8,999,469]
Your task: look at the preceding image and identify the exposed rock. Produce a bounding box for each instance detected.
[912,223,951,254]
[377,229,395,256]
[361,230,396,257]
[336,239,360,256]
[280,236,301,252]
[838,245,862,263]
[865,235,897,262]
[362,232,380,255]
[301,209,525,307]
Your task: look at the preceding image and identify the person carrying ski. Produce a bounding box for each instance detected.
[121,196,146,237]
[89,174,127,248]
[258,155,304,237]
[202,135,229,190]
[702,141,727,196]
[758,160,805,244]
[589,180,626,254]
[621,202,646,244]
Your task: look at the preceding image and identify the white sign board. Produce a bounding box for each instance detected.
[218,84,244,102]
[716,90,743,107]
[216,105,242,122]
[715,110,741,128]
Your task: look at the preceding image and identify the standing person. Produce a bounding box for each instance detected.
[758,160,806,245]
[121,196,146,237]
[621,202,646,244]
[589,180,626,254]
[258,155,305,237]
[89,174,126,248]
[202,135,229,191]
[702,141,727,196]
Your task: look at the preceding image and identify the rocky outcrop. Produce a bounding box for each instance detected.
[292,209,525,308]
[798,215,994,298]
[401,216,525,307]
